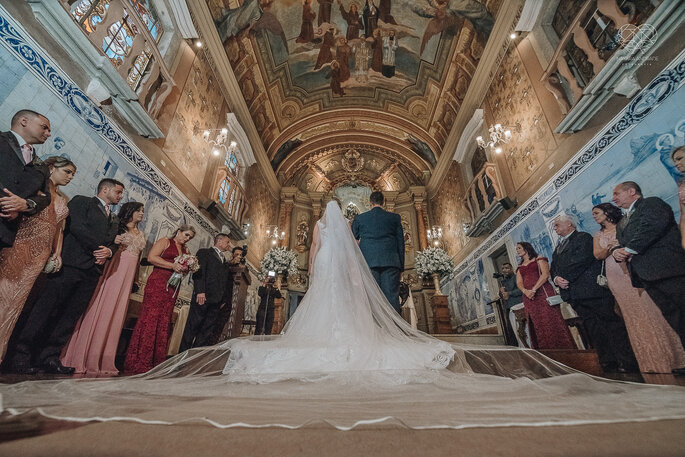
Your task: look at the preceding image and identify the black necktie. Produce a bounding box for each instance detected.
[557,237,569,252]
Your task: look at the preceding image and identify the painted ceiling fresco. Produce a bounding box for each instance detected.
[207,0,500,185]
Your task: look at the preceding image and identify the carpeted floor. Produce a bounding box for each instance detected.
[1,417,685,456]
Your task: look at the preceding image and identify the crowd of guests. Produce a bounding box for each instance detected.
[499,176,685,375]
[3,108,685,378]
[0,109,248,377]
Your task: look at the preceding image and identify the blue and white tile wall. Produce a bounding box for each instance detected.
[0,5,217,297]
[444,49,685,332]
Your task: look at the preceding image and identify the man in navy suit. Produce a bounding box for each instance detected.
[352,191,404,313]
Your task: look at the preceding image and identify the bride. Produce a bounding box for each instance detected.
[222,200,456,383]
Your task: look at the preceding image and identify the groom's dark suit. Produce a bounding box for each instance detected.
[13,195,119,368]
[180,247,229,351]
[616,196,685,348]
[352,206,404,313]
[550,230,635,370]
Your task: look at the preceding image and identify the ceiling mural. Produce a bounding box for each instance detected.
[206,0,500,184]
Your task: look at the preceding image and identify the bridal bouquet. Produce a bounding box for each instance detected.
[260,247,299,277]
[415,247,454,278]
[167,253,200,297]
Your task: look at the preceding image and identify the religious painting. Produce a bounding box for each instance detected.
[209,0,494,98]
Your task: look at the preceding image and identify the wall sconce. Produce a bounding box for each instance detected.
[242,222,250,237]
[266,225,285,245]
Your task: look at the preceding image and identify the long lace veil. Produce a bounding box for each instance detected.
[220,200,457,383]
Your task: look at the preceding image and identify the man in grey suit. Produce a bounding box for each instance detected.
[352,191,404,313]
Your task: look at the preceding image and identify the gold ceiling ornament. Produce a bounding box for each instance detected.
[341,149,364,173]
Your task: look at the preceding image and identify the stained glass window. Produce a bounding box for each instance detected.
[129,0,163,42]
[218,179,230,204]
[225,152,239,176]
[102,12,139,67]
[127,48,153,89]
[71,0,111,34]
[227,185,236,214]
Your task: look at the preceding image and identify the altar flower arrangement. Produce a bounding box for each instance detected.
[415,247,454,295]
[166,253,200,297]
[415,247,454,278]
[260,247,299,278]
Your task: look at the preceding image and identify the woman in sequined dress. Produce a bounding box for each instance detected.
[61,202,146,376]
[0,156,75,363]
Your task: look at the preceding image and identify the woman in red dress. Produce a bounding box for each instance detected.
[515,242,575,350]
[124,224,196,374]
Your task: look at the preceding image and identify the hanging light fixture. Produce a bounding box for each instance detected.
[476,124,513,154]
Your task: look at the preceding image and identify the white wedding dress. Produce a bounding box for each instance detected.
[222,201,455,383]
[1,201,685,430]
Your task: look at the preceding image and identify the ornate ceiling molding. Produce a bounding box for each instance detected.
[428,0,526,196]
[283,143,424,187]
[278,136,427,182]
[268,109,443,162]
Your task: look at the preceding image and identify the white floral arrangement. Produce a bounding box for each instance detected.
[415,247,454,278]
[260,247,299,277]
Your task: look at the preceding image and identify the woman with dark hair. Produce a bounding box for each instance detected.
[125,224,195,374]
[515,241,575,349]
[0,156,75,363]
[62,202,146,376]
[593,202,685,373]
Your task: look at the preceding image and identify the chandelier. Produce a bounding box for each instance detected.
[476,124,513,154]
[203,127,237,157]
[426,226,443,247]
[265,225,285,245]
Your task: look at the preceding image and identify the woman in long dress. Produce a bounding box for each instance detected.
[515,241,575,350]
[223,200,454,383]
[592,203,685,373]
[61,202,146,376]
[123,224,195,375]
[0,156,75,363]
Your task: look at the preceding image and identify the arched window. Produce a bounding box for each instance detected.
[70,0,164,90]
[226,152,239,176]
[218,178,230,204]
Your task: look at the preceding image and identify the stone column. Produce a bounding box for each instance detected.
[278,187,297,248]
[384,191,400,212]
[410,186,429,250]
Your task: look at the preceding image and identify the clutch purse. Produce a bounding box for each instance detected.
[43,257,59,274]
[545,294,564,306]
[597,261,609,288]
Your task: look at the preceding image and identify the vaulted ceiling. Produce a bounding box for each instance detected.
[201,0,504,193]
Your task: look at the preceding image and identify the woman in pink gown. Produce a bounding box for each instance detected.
[0,156,75,363]
[124,225,195,375]
[61,202,146,376]
[515,242,576,350]
[592,203,685,373]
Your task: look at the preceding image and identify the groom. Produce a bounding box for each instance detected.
[352,191,404,313]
